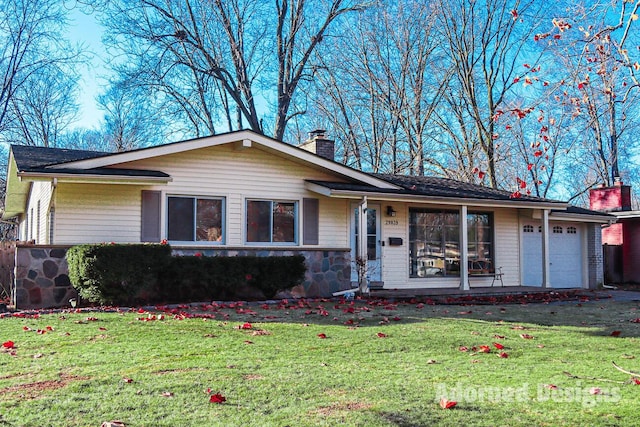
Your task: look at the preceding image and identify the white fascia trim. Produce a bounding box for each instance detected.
[308,186,568,210]
[18,171,172,185]
[51,130,399,190]
[549,212,617,223]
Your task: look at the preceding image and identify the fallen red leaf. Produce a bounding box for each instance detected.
[493,342,505,350]
[122,377,133,383]
[632,377,640,385]
[240,322,252,330]
[439,397,457,409]
[458,346,469,352]
[377,332,387,338]
[589,387,601,395]
[498,352,509,358]
[520,334,534,339]
[546,384,558,390]
[2,340,15,349]
[610,330,621,337]
[209,392,226,404]
[317,333,327,339]
[479,345,491,353]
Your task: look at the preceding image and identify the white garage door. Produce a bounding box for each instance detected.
[522,222,583,288]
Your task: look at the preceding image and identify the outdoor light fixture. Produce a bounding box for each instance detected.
[386,206,396,217]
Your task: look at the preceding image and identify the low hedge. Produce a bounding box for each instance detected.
[66,243,172,305]
[67,244,307,305]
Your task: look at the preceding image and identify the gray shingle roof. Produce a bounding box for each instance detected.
[11,145,168,178]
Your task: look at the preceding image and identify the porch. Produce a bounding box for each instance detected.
[369,286,588,301]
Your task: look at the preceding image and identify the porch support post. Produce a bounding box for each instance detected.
[541,209,551,288]
[357,197,368,293]
[460,205,469,290]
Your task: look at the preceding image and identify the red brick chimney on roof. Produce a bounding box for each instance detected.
[298,129,335,161]
[589,178,632,212]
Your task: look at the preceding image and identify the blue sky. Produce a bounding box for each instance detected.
[67,8,108,130]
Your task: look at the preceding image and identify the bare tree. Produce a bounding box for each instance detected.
[97,82,169,152]
[302,1,447,174]
[433,0,546,188]
[0,0,82,143]
[95,0,365,141]
[542,1,640,187]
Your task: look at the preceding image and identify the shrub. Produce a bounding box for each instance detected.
[67,244,307,305]
[66,243,171,305]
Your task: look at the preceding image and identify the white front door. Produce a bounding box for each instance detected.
[351,203,382,283]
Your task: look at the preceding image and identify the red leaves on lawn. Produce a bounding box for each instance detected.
[610,330,621,337]
[589,387,602,395]
[632,377,640,385]
[240,322,253,330]
[520,334,534,340]
[317,333,327,339]
[493,342,505,350]
[2,340,15,349]
[498,352,509,358]
[377,332,387,338]
[478,345,491,353]
[545,384,558,390]
[439,397,457,409]
[458,346,469,352]
[122,377,133,383]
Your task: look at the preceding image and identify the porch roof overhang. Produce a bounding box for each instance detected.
[305,180,568,210]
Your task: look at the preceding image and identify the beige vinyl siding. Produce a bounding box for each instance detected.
[379,203,523,289]
[493,208,521,286]
[24,181,53,244]
[55,184,143,244]
[123,145,351,247]
[54,144,350,247]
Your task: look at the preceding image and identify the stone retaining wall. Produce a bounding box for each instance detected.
[14,245,76,310]
[13,245,352,309]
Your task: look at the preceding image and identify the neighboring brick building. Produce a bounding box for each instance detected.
[589,181,640,284]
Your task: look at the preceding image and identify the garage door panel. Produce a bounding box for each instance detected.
[522,222,583,288]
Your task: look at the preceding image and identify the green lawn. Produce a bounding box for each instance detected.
[1,297,640,426]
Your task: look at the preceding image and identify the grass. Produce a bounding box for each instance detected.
[1,295,640,426]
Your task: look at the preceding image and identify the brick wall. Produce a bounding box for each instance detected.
[586,224,603,288]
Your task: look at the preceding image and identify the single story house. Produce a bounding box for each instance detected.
[3,129,613,308]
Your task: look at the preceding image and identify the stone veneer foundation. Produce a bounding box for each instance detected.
[12,245,352,309]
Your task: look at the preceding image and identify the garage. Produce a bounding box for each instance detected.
[522,221,584,288]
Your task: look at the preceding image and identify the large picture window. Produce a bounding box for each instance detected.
[246,200,297,244]
[409,209,494,278]
[167,196,224,242]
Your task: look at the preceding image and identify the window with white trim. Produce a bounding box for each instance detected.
[246,200,297,244]
[167,196,224,243]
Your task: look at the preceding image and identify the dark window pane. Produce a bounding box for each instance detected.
[168,197,194,241]
[247,201,271,242]
[196,199,222,241]
[273,202,295,242]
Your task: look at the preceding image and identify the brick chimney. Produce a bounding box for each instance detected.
[589,178,632,212]
[298,129,335,161]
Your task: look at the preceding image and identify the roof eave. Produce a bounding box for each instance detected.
[550,211,617,223]
[309,186,568,209]
[46,130,400,190]
[17,171,172,185]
